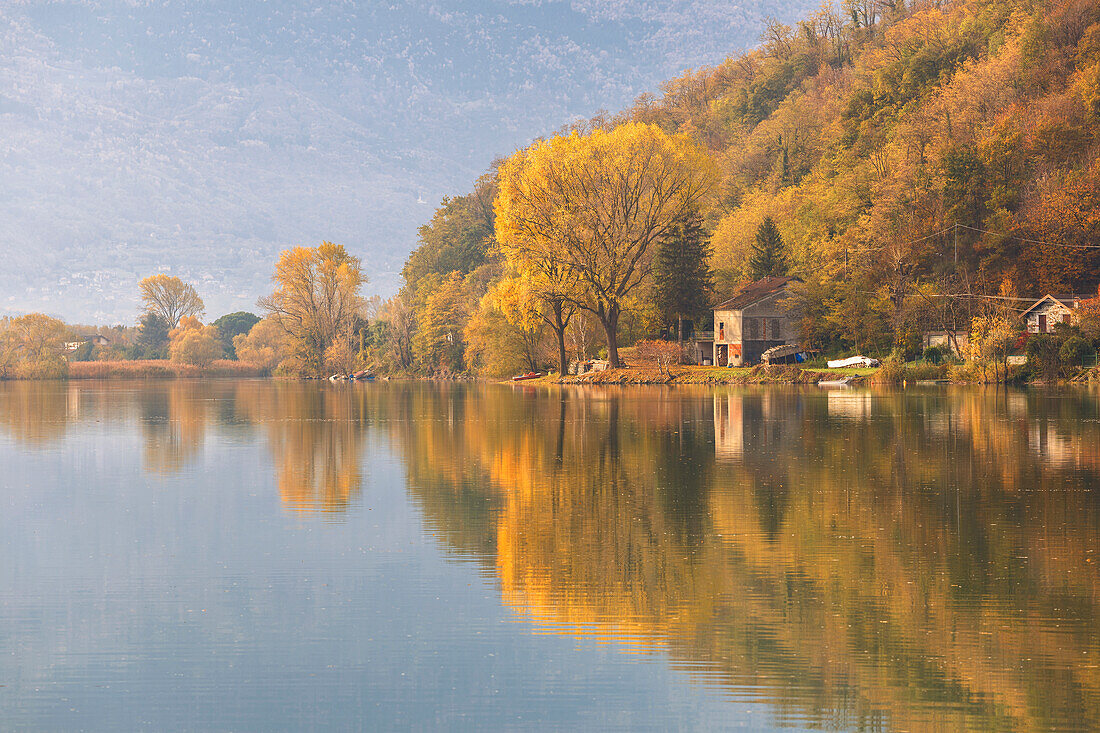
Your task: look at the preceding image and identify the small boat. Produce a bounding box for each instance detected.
[817,375,854,387]
[352,370,375,381]
[511,372,542,382]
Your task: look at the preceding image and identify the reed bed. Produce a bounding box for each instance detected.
[69,359,267,379]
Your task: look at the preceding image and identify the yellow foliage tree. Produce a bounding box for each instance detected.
[465,274,546,376]
[233,318,293,373]
[258,241,367,377]
[413,271,469,374]
[168,316,222,367]
[0,313,69,379]
[139,274,205,327]
[495,122,718,367]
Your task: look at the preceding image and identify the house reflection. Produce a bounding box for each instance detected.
[396,384,1100,731]
[825,388,872,420]
[712,390,805,462]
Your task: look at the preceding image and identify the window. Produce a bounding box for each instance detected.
[769,319,780,339]
[718,322,725,341]
[747,318,760,339]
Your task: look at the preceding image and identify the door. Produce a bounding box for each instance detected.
[1039,314,1047,332]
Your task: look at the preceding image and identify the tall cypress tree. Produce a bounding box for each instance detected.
[653,213,713,352]
[749,216,789,279]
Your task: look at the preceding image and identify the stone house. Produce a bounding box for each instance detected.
[1020,294,1089,334]
[711,276,801,367]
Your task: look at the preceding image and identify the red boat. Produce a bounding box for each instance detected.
[511,372,542,381]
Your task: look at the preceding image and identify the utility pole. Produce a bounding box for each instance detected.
[954,222,958,266]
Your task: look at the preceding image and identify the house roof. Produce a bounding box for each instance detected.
[714,276,800,311]
[1020,294,1091,317]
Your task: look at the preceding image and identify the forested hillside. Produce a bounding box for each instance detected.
[377,0,1100,374]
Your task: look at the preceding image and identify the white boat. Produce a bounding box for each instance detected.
[826,355,879,369]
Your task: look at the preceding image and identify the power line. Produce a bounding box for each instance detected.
[853,223,1098,253]
[957,223,1100,249]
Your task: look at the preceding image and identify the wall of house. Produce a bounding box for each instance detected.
[923,331,970,354]
[712,291,799,366]
[739,294,798,365]
[712,309,741,366]
[1026,302,1074,333]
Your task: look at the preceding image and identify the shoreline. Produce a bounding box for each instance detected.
[3,360,1096,387]
[545,364,870,386]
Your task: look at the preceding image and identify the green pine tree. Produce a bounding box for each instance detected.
[749,216,789,279]
[654,213,713,352]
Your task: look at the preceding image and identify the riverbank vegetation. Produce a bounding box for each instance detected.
[353,0,1100,382]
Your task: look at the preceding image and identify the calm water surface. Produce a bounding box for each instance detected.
[1,380,1098,731]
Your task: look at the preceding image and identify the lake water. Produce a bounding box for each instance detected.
[1,380,1098,731]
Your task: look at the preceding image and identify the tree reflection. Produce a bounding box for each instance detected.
[0,381,72,445]
[235,381,371,515]
[397,384,1100,731]
[139,382,217,473]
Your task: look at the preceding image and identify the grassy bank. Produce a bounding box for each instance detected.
[521,363,874,386]
[68,359,268,379]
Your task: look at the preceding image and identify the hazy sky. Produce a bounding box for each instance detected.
[1,0,814,323]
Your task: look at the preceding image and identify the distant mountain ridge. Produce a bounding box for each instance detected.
[0,0,816,323]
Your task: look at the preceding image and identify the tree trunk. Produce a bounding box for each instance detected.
[556,326,568,377]
[677,314,684,363]
[599,304,622,368]
[546,298,570,377]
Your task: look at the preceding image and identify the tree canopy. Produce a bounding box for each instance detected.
[749,217,789,280]
[258,242,366,377]
[139,275,205,327]
[495,122,718,366]
[654,212,713,345]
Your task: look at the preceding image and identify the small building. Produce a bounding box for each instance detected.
[691,330,714,366]
[1021,294,1088,334]
[922,329,969,356]
[712,276,801,367]
[64,334,111,352]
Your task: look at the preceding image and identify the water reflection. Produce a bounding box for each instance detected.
[0,380,372,514]
[235,382,371,514]
[398,385,1100,732]
[140,382,218,473]
[0,381,72,445]
[2,380,1099,729]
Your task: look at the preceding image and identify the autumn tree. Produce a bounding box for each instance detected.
[139,274,205,327]
[496,122,718,367]
[413,272,469,374]
[0,313,69,379]
[749,217,790,280]
[233,318,292,373]
[465,274,546,375]
[258,242,367,377]
[968,281,1023,382]
[168,316,222,367]
[403,170,499,302]
[379,295,416,371]
[653,212,713,352]
[494,236,580,375]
